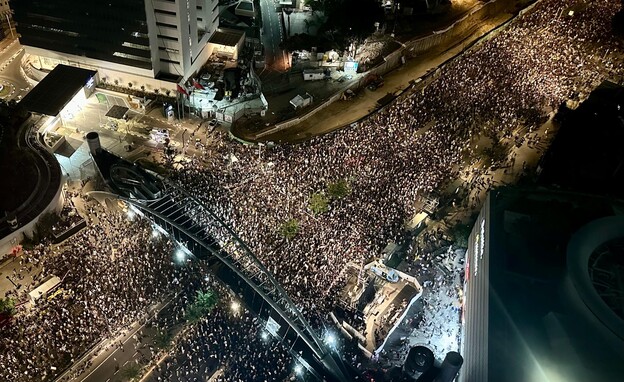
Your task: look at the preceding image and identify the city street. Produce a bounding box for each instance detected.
[2,1,623,381]
[260,0,287,70]
[0,37,32,101]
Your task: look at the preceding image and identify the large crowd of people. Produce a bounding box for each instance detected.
[0,194,198,381]
[171,0,624,327]
[151,297,293,382]
[2,1,624,381]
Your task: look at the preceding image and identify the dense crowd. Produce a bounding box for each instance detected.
[171,0,624,325]
[0,196,193,381]
[151,301,293,382]
[3,1,624,382]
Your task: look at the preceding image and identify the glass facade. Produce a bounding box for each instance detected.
[11,0,152,69]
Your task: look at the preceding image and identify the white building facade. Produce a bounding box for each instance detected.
[14,0,220,92]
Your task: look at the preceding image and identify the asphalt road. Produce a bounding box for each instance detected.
[56,299,176,382]
[260,0,287,70]
[0,38,33,101]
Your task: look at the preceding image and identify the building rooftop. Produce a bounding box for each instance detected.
[209,28,245,47]
[19,64,97,116]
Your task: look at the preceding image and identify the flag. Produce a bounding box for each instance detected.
[192,79,205,90]
[176,84,188,96]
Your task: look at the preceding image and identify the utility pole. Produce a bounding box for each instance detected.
[5,13,14,39]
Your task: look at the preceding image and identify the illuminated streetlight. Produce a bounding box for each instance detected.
[175,249,185,262]
[325,332,337,347]
[231,301,240,313]
[294,364,303,376]
[261,331,269,340]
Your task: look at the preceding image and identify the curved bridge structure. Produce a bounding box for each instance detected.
[117,180,351,381]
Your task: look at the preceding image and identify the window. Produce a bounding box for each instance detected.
[122,42,150,50]
[159,47,180,54]
[156,21,177,28]
[154,9,176,16]
[158,34,178,41]
[113,52,151,62]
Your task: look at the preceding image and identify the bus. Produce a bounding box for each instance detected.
[29,275,61,305]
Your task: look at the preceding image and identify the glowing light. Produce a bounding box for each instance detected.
[127,210,135,220]
[231,301,240,313]
[152,229,159,238]
[261,331,268,340]
[294,364,303,375]
[175,249,185,262]
[325,332,337,346]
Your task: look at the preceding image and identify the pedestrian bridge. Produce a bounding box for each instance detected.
[113,179,351,381]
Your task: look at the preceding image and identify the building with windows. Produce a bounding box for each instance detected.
[459,187,624,382]
[11,0,220,90]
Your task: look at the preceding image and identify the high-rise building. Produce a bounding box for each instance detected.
[459,187,624,382]
[10,0,220,87]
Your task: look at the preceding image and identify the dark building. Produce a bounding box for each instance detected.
[538,81,624,198]
[460,187,624,381]
[10,0,152,70]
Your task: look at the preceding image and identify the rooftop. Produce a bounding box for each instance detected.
[209,28,245,47]
[19,65,97,116]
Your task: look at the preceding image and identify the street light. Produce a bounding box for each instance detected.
[294,364,303,376]
[175,249,186,262]
[231,300,241,313]
[325,332,337,346]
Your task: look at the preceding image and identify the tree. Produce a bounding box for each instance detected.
[184,289,218,323]
[279,218,299,240]
[0,297,16,317]
[128,82,133,89]
[153,330,173,350]
[195,289,218,312]
[449,222,472,248]
[327,179,351,199]
[120,362,141,381]
[309,192,329,215]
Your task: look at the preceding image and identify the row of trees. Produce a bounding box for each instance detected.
[279,179,352,240]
